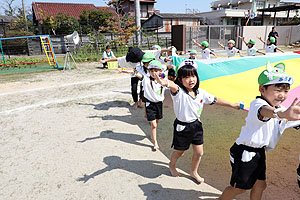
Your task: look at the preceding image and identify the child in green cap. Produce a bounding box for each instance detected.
[218,40,242,57]
[257,36,284,53]
[188,49,198,60]
[239,36,265,56]
[219,61,300,200]
[192,39,217,59]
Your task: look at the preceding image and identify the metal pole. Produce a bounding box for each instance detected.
[22,0,28,32]
[134,0,141,46]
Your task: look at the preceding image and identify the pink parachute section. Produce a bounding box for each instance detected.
[282,85,300,108]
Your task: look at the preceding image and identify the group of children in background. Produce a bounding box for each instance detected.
[100,36,300,199]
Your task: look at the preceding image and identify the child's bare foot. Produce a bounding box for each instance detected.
[133,102,138,110]
[190,172,204,184]
[169,162,181,177]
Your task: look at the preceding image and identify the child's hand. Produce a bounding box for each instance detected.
[153,73,167,87]
[238,36,244,39]
[192,39,197,44]
[232,103,241,110]
[281,98,300,121]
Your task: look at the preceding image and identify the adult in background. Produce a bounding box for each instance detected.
[268,27,279,46]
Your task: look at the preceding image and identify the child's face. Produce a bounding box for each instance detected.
[143,62,150,68]
[181,75,198,91]
[247,43,253,48]
[259,85,290,107]
[201,45,205,50]
[227,43,234,48]
[167,50,172,56]
[106,48,111,53]
[149,68,162,78]
[267,40,271,45]
[190,54,196,59]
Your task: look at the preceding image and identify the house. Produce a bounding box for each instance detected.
[109,0,157,20]
[32,2,115,34]
[142,13,202,32]
[198,0,299,26]
[0,15,18,36]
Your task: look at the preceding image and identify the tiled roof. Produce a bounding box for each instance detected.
[155,13,202,19]
[32,2,115,21]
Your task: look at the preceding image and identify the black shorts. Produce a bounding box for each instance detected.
[297,164,300,188]
[229,143,266,190]
[171,119,203,151]
[145,101,163,121]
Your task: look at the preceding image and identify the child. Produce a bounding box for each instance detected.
[133,60,167,151]
[188,50,197,60]
[101,45,116,68]
[239,36,265,56]
[298,155,300,188]
[154,59,240,183]
[219,61,300,200]
[218,40,242,57]
[257,36,284,53]
[167,68,176,82]
[192,40,217,59]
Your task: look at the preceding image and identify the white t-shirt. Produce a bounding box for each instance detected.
[235,98,299,152]
[102,50,115,59]
[171,87,216,123]
[201,48,211,59]
[142,75,166,103]
[265,44,277,53]
[247,47,257,56]
[117,56,140,77]
[225,47,239,57]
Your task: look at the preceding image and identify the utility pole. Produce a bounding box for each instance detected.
[134,0,141,46]
[22,0,28,31]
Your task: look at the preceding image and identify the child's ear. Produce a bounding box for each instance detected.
[259,85,265,93]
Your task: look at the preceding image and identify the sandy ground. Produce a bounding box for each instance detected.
[0,63,222,200]
[0,61,299,200]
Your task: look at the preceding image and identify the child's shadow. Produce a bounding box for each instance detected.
[77,130,152,149]
[77,100,131,111]
[76,156,186,183]
[139,183,220,200]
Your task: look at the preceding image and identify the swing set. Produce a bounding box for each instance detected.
[0,35,59,69]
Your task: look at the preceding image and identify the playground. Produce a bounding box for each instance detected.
[0,60,299,200]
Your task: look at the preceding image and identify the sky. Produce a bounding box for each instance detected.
[0,0,214,15]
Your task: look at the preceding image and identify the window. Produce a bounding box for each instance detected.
[256,1,265,9]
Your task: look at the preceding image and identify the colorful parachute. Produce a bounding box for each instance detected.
[172,53,300,109]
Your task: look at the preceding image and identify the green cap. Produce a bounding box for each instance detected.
[142,52,155,63]
[258,61,294,86]
[189,49,197,54]
[152,45,161,51]
[201,41,209,47]
[148,60,163,70]
[228,40,235,45]
[269,36,276,44]
[248,39,256,45]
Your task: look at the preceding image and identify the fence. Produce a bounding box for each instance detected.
[186,25,242,51]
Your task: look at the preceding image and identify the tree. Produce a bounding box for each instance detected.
[79,9,112,34]
[102,0,138,45]
[9,8,37,34]
[2,0,16,16]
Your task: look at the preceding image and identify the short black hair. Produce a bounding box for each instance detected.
[106,45,111,49]
[168,68,176,77]
[263,83,290,90]
[176,65,199,93]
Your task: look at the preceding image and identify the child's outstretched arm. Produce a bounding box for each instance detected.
[238,36,248,46]
[100,57,118,64]
[210,51,217,58]
[257,50,266,55]
[215,98,240,110]
[276,47,285,53]
[217,41,225,49]
[260,98,300,121]
[192,39,202,48]
[257,36,265,44]
[153,73,178,94]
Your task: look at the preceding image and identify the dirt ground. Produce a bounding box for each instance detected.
[0,62,299,200]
